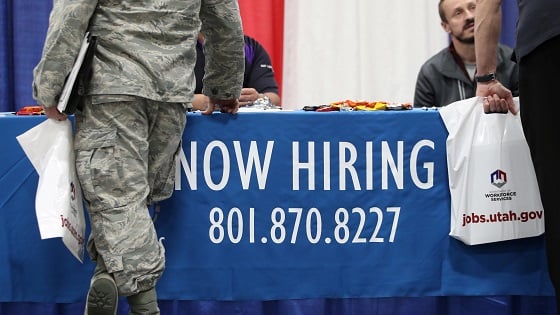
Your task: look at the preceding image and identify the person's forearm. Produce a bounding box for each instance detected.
[474,0,503,75]
[195,91,280,109]
[474,0,516,114]
[263,92,281,107]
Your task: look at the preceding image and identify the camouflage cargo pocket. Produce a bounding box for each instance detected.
[75,127,124,212]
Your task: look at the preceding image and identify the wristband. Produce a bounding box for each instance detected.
[475,72,496,83]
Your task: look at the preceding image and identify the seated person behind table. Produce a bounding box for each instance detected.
[413,0,518,108]
[192,33,281,110]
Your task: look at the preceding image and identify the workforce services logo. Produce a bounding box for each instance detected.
[485,169,516,201]
[490,169,507,188]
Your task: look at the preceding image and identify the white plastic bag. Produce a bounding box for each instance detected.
[16,119,86,262]
[439,97,545,245]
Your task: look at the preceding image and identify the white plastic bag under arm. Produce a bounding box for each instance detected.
[16,119,86,262]
[439,97,545,245]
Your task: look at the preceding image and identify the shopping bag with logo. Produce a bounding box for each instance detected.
[16,119,86,262]
[439,97,544,245]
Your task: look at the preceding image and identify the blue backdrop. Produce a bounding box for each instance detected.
[0,1,519,112]
[0,110,556,315]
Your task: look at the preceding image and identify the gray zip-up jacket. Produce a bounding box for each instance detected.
[413,43,518,108]
[33,0,245,107]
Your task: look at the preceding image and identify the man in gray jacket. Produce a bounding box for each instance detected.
[413,0,518,108]
[32,1,245,314]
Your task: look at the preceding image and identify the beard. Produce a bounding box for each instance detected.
[456,34,475,44]
[456,19,475,44]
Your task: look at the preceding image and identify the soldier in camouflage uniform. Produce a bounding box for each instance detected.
[32,0,245,314]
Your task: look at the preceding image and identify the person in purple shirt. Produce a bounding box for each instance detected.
[192,33,281,110]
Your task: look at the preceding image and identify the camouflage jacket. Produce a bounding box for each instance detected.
[33,0,245,107]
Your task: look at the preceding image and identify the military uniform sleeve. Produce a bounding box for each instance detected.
[199,0,245,100]
[32,0,98,107]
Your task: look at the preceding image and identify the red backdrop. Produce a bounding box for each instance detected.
[238,0,284,98]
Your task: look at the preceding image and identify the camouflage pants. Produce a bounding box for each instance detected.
[74,98,187,296]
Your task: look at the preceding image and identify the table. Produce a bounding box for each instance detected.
[0,110,555,314]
